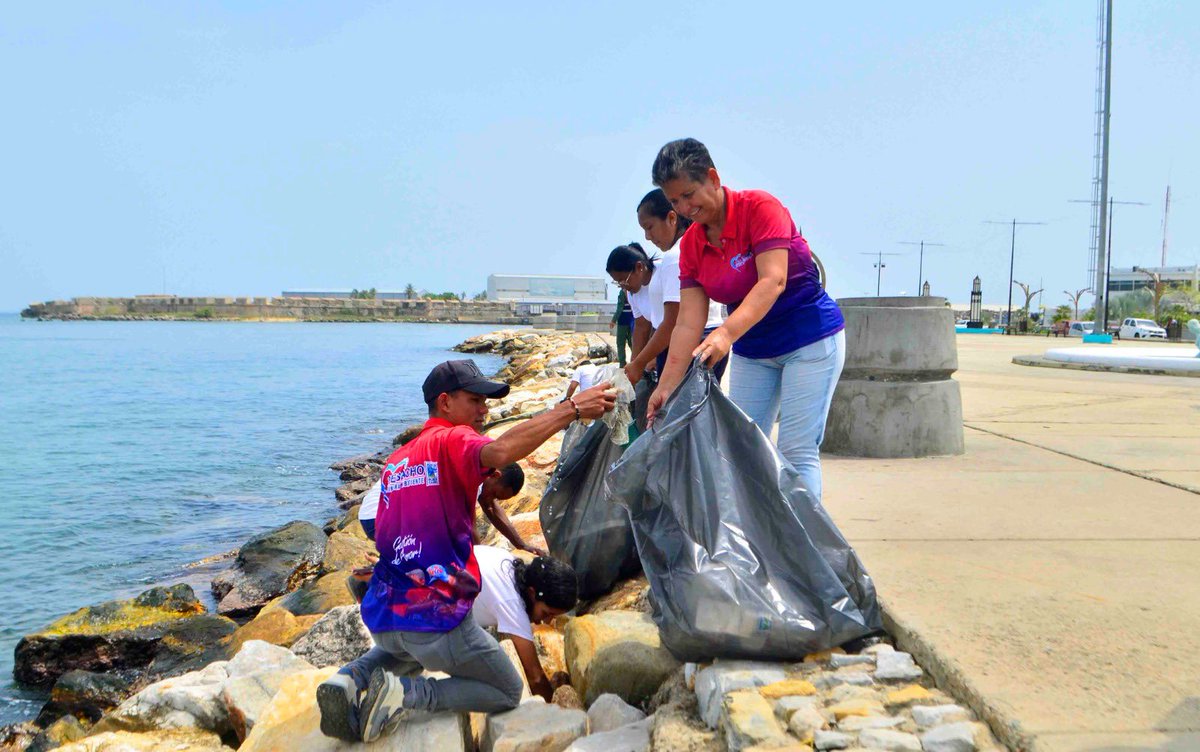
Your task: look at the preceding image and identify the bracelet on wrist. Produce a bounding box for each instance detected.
[567,396,582,421]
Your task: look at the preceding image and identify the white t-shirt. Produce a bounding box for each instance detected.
[571,363,603,392]
[706,301,726,330]
[627,249,681,330]
[471,545,534,641]
[358,479,383,523]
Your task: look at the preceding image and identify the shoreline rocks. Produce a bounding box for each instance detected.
[210,520,328,618]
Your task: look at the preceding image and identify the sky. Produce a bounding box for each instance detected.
[1,1,1197,313]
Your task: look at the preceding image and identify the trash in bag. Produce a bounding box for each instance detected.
[596,365,636,443]
[606,360,881,661]
[540,367,640,599]
[632,369,658,436]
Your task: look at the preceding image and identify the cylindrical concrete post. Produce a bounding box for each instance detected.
[822,296,964,457]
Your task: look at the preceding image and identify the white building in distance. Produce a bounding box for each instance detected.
[486,274,613,315]
[1107,264,1200,297]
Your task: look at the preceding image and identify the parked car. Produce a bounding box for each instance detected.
[1067,321,1094,338]
[1118,318,1167,339]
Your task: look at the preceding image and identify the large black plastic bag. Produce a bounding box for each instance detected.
[539,419,641,600]
[606,362,881,661]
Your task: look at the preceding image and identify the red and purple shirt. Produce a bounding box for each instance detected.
[361,418,492,634]
[679,187,843,358]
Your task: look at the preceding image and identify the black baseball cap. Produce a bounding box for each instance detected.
[422,360,510,405]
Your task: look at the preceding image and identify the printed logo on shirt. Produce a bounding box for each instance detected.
[383,459,442,492]
[730,251,753,271]
[392,533,424,565]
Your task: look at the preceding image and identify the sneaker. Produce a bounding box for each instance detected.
[316,672,360,742]
[345,574,369,603]
[360,667,409,742]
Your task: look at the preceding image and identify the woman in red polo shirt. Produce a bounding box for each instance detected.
[645,138,845,504]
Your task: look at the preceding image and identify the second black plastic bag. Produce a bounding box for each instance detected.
[606,361,882,661]
[539,420,641,600]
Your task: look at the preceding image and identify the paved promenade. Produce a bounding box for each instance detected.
[823,335,1200,751]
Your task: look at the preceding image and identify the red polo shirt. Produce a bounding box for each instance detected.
[678,187,843,358]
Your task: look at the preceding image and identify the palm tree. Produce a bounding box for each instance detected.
[1012,281,1043,327]
[1064,287,1091,320]
[404,283,416,300]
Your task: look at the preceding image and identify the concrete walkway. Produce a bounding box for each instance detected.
[822,335,1200,751]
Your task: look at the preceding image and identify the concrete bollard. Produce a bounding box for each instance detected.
[822,296,964,457]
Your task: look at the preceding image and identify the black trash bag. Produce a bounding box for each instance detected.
[606,361,881,661]
[633,370,658,435]
[539,420,641,600]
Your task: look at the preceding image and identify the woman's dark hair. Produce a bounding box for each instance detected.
[637,188,693,243]
[498,463,524,495]
[606,241,656,274]
[652,138,715,186]
[511,556,579,613]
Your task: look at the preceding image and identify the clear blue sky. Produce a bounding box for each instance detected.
[2,2,1197,312]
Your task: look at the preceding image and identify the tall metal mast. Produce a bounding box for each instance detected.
[1091,0,1114,337]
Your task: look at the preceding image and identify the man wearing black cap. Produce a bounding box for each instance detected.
[318,359,615,743]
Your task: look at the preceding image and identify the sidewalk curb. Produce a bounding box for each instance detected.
[1012,354,1200,378]
[880,597,1036,752]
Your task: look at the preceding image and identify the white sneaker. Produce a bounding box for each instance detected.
[360,667,409,742]
[316,672,360,742]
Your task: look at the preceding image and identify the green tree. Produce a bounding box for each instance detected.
[472,290,488,301]
[404,284,416,300]
[1053,304,1072,323]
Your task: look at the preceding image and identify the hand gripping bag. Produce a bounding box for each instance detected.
[606,361,881,661]
[539,366,641,599]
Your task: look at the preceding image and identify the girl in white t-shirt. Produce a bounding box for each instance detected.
[633,188,729,383]
[470,545,579,702]
[605,240,678,386]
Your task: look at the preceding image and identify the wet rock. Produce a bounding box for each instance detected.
[336,478,374,502]
[56,728,228,751]
[720,689,789,752]
[27,714,88,751]
[36,670,133,725]
[566,717,652,752]
[270,570,357,617]
[143,613,238,679]
[95,661,231,736]
[564,611,680,707]
[210,521,327,618]
[482,699,587,752]
[14,585,227,688]
[240,667,470,751]
[694,662,787,728]
[587,693,645,733]
[290,604,372,668]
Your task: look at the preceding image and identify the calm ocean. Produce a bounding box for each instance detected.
[0,315,506,724]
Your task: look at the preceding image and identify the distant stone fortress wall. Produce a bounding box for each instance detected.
[20,295,528,324]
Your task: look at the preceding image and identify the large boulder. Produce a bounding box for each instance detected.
[210,521,327,617]
[482,699,587,752]
[587,693,646,733]
[55,728,228,751]
[221,640,315,741]
[564,611,680,707]
[239,667,472,751]
[13,585,234,688]
[227,608,321,653]
[36,670,133,725]
[93,661,232,737]
[291,605,373,668]
[270,571,357,617]
[321,531,376,573]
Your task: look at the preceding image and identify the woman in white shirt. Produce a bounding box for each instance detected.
[607,190,728,386]
[469,545,578,702]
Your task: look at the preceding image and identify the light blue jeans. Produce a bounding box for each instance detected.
[729,330,845,503]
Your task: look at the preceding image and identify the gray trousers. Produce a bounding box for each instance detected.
[338,613,523,714]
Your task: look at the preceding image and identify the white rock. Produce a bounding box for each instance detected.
[839,714,905,731]
[864,643,896,655]
[814,729,854,750]
[912,704,970,728]
[773,694,821,721]
[859,727,922,750]
[693,662,787,728]
[830,653,875,668]
[787,704,828,741]
[105,661,231,735]
[227,640,313,678]
[482,700,588,752]
[290,605,373,668]
[874,652,924,682]
[817,671,876,688]
[920,721,978,752]
[566,717,652,752]
[587,693,646,734]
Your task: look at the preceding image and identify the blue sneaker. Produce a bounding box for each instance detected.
[360,667,409,742]
[316,672,360,742]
